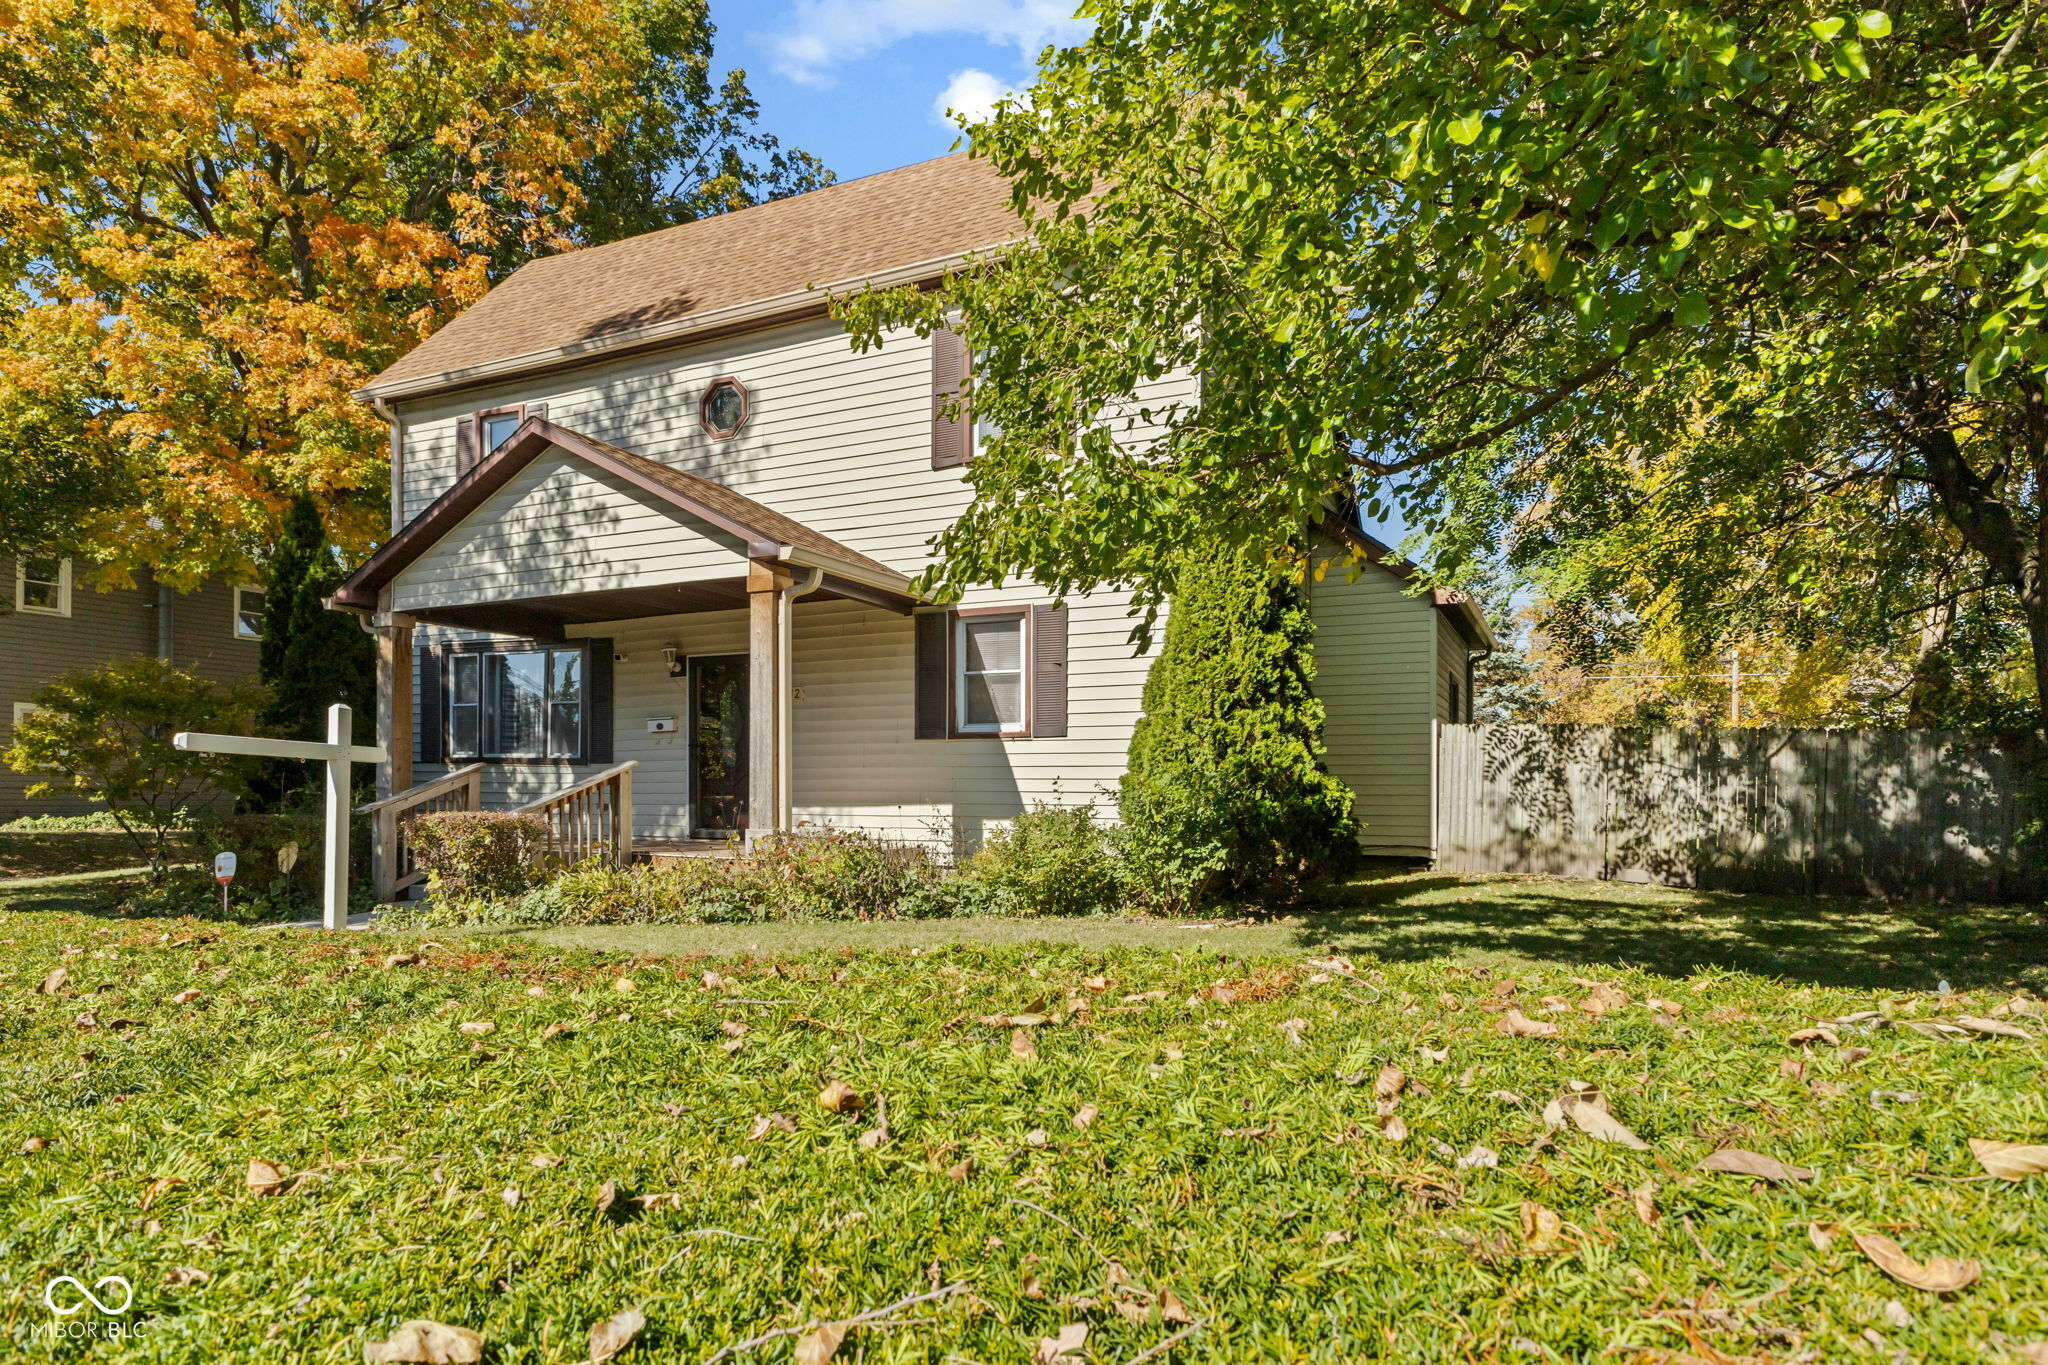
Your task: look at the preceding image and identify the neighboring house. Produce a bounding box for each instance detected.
[333,154,1490,872]
[1,556,264,816]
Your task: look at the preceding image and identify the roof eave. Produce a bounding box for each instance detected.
[354,241,1017,406]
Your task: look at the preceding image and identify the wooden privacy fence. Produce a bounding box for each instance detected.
[1436,724,2041,901]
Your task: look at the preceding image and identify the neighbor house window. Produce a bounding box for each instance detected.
[447,646,584,760]
[234,586,265,640]
[955,611,1027,735]
[11,701,38,734]
[15,557,70,616]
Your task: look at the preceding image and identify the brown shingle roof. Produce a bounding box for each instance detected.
[364,153,1022,398]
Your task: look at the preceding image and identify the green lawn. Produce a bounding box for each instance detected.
[2,878,2045,1362]
[0,830,163,881]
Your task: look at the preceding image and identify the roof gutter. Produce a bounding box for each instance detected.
[773,544,915,598]
[353,242,1014,407]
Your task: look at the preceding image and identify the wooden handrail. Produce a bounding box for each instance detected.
[514,761,636,869]
[368,763,485,902]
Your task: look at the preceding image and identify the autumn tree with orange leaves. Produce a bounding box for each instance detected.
[0,0,825,585]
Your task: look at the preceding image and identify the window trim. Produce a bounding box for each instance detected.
[11,701,38,734]
[699,376,750,440]
[15,556,71,617]
[441,639,589,764]
[233,585,265,640]
[951,606,1030,738]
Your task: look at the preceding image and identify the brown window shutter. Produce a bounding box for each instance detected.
[914,611,950,738]
[930,330,970,469]
[526,401,547,425]
[454,417,478,474]
[418,645,445,764]
[1029,604,1068,738]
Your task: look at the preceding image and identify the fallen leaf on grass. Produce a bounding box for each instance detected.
[633,1192,684,1212]
[1519,1200,1568,1252]
[1788,1027,1840,1047]
[37,967,70,995]
[1010,1028,1039,1060]
[1632,1182,1659,1226]
[613,977,637,994]
[380,953,422,969]
[1851,1231,1981,1293]
[595,1179,618,1214]
[540,1021,574,1041]
[1035,1322,1087,1364]
[171,989,203,1005]
[748,1114,795,1141]
[1779,1056,1807,1080]
[163,1266,208,1286]
[530,1153,563,1169]
[817,1080,863,1114]
[944,1159,972,1181]
[1377,1115,1409,1143]
[1883,1299,1914,1329]
[1969,1138,2048,1181]
[246,1159,286,1196]
[720,1019,750,1038]
[21,1136,48,1153]
[500,1186,519,1207]
[457,1021,494,1036]
[1579,984,1629,1016]
[1955,1015,2034,1040]
[1697,1149,1813,1182]
[1457,1144,1498,1169]
[1543,1087,1649,1150]
[1374,1066,1407,1100]
[589,1308,645,1364]
[794,1321,845,1365]
[1277,1017,1308,1046]
[1497,1009,1559,1038]
[1809,1221,1839,1251]
[1072,1104,1099,1130]
[363,1319,483,1364]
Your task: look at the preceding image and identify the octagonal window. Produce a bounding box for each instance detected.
[700,378,749,438]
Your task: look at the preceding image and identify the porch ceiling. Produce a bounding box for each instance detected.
[403,572,904,641]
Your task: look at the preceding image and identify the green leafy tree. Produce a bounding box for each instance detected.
[4,659,264,875]
[257,495,375,803]
[1120,543,1357,907]
[836,1,2048,731]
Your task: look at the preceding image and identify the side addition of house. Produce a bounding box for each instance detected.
[332,154,1488,892]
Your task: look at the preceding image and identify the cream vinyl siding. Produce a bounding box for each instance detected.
[390,450,748,613]
[1305,545,1440,858]
[1435,613,1473,722]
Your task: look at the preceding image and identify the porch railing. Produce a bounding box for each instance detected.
[515,761,637,869]
[360,763,485,902]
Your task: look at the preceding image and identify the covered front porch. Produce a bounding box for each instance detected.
[332,416,921,898]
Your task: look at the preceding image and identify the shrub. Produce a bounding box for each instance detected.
[749,828,944,919]
[407,811,552,899]
[4,657,266,876]
[958,802,1124,917]
[1121,540,1359,908]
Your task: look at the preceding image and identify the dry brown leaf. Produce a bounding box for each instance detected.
[1852,1231,1980,1293]
[457,1021,494,1036]
[1021,1272,1043,1298]
[1697,1148,1814,1182]
[1034,1322,1088,1365]
[633,1192,683,1211]
[1968,1138,2048,1181]
[362,1319,483,1364]
[163,1266,209,1286]
[171,989,203,1005]
[749,1113,796,1141]
[37,966,71,995]
[721,1037,745,1054]
[944,1159,972,1182]
[1456,1144,1498,1169]
[1277,1017,1307,1045]
[1378,1115,1409,1143]
[22,1135,49,1153]
[1555,1091,1649,1150]
[381,953,422,969]
[1497,1009,1560,1038]
[530,1153,562,1169]
[246,1158,286,1196]
[1011,1028,1039,1060]
[595,1179,618,1214]
[1955,1015,2033,1039]
[1519,1200,1568,1252]
[1788,1027,1841,1047]
[1158,1289,1193,1324]
[857,1121,889,1150]
[720,1019,749,1038]
[540,1021,574,1041]
[1883,1299,1914,1329]
[500,1186,520,1207]
[1779,1056,1807,1080]
[1072,1104,1099,1130]
[1081,975,1110,991]
[613,977,637,994]
[1579,984,1629,1016]
[817,1080,863,1114]
[2001,1341,2048,1364]
[1374,1066,1407,1101]
[1646,998,1683,1016]
[1808,1221,1839,1251]
[793,1321,845,1365]
[1632,1182,1660,1227]
[588,1308,645,1364]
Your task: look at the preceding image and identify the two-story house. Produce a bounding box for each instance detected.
[2,559,264,816]
[332,154,1489,891]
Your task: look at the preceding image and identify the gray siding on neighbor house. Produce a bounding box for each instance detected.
[0,564,261,815]
[1305,544,1448,858]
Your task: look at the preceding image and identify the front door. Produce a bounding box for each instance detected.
[690,654,748,834]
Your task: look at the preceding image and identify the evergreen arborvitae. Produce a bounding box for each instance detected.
[257,495,374,803]
[1120,542,1358,906]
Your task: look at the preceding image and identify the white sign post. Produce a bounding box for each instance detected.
[174,703,387,931]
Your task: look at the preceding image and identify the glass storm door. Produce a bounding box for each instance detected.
[690,655,749,833]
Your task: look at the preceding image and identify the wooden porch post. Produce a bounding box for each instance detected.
[747,563,789,847]
[373,592,414,801]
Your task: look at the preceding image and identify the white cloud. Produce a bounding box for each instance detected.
[932,68,1016,128]
[765,0,1089,86]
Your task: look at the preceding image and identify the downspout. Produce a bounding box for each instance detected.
[155,579,174,661]
[371,393,403,534]
[777,567,825,831]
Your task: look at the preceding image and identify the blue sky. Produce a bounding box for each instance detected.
[708,0,1087,181]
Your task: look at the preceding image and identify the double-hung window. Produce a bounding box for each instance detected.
[955,612,1027,735]
[233,586,265,639]
[447,646,585,760]
[16,557,70,616]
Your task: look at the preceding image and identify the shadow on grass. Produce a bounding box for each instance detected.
[1290,872,2048,992]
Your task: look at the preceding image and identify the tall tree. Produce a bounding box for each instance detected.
[835,0,2048,731]
[0,0,827,584]
[256,494,373,804]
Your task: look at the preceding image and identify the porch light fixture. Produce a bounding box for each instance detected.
[700,377,749,439]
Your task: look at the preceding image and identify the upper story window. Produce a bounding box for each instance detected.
[456,402,545,475]
[234,586,265,640]
[956,610,1028,735]
[700,378,749,439]
[15,557,71,617]
[448,645,585,761]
